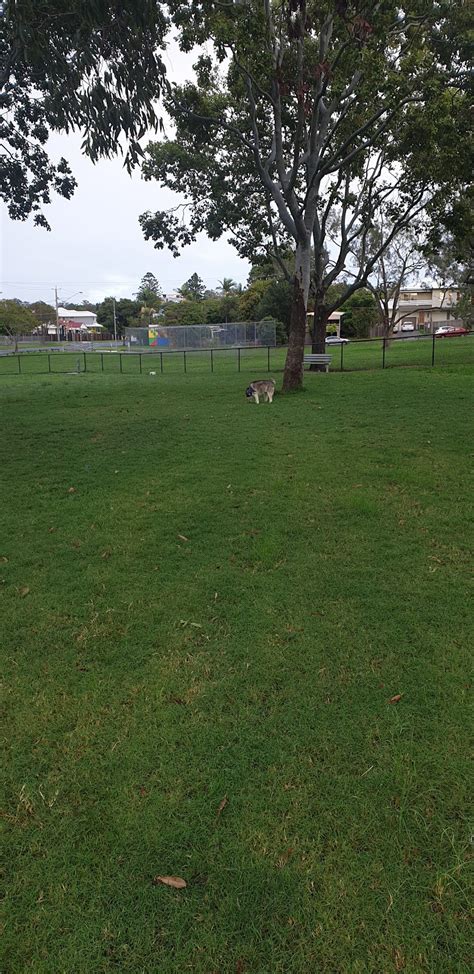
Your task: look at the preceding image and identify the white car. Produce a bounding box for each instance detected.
[325,336,350,344]
[401,323,416,332]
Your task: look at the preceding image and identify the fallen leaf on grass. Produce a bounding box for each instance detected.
[153,875,187,889]
[0,555,8,563]
[19,586,30,598]
[101,549,112,560]
[389,693,403,704]
[67,487,76,494]
[216,795,228,818]
[177,534,189,542]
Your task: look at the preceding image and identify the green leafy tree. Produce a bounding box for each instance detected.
[238,280,272,320]
[96,297,142,337]
[136,273,163,312]
[1,1,167,227]
[28,301,55,329]
[340,290,379,338]
[254,279,293,343]
[178,273,206,301]
[0,299,37,351]
[162,301,205,326]
[142,1,466,389]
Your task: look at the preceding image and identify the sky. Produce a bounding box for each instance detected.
[0,41,250,308]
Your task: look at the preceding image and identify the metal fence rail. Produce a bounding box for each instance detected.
[0,333,472,377]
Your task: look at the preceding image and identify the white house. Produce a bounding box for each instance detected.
[57,307,98,328]
[390,287,462,332]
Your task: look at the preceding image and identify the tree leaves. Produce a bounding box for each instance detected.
[1,2,168,226]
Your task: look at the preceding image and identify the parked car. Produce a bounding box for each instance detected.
[325,336,350,344]
[435,325,469,337]
[401,322,416,332]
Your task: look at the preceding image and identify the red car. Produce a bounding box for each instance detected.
[435,325,470,338]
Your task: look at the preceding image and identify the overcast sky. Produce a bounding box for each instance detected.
[0,41,250,308]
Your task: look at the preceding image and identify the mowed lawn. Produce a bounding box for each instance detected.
[1,366,472,973]
[0,333,473,377]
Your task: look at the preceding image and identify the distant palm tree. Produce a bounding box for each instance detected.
[218,277,237,295]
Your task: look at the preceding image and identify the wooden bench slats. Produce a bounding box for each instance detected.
[303,353,331,373]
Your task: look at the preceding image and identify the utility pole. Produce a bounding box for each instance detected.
[113,297,117,342]
[54,287,60,341]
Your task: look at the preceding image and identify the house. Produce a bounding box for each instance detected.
[390,288,462,332]
[48,307,103,339]
[163,291,185,303]
[57,307,98,329]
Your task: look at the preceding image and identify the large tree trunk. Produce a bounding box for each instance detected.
[310,297,330,369]
[282,242,311,392]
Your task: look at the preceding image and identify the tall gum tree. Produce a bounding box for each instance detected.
[141,0,464,390]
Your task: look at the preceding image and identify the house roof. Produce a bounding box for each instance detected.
[306,311,344,319]
[57,307,97,318]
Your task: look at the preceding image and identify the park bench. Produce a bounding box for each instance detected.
[303,353,331,372]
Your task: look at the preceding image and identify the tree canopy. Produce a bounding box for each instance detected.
[0,299,38,350]
[141,0,471,388]
[95,297,141,336]
[178,273,206,301]
[1,0,167,227]
[136,272,163,310]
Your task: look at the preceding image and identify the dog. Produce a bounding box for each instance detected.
[245,379,275,404]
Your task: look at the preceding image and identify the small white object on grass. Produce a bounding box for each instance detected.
[149,371,156,376]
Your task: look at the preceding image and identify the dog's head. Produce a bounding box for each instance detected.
[245,386,254,398]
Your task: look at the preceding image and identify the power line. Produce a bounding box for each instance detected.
[1,275,246,286]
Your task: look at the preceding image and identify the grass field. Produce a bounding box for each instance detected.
[1,365,472,973]
[0,333,473,377]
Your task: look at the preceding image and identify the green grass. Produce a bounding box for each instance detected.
[1,366,472,973]
[0,334,472,377]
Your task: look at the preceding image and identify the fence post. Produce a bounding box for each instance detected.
[268,346,271,371]
[238,347,241,372]
[48,353,51,373]
[210,349,214,373]
[139,353,142,374]
[119,353,123,373]
[160,352,163,373]
[340,343,344,372]
[183,350,187,373]
[431,331,436,366]
[101,352,104,372]
[382,337,386,369]
[83,352,87,372]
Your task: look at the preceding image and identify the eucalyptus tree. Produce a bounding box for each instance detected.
[141,1,464,390]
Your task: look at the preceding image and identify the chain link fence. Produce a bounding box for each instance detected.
[125,321,276,349]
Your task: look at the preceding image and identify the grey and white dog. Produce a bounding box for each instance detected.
[245,379,275,404]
